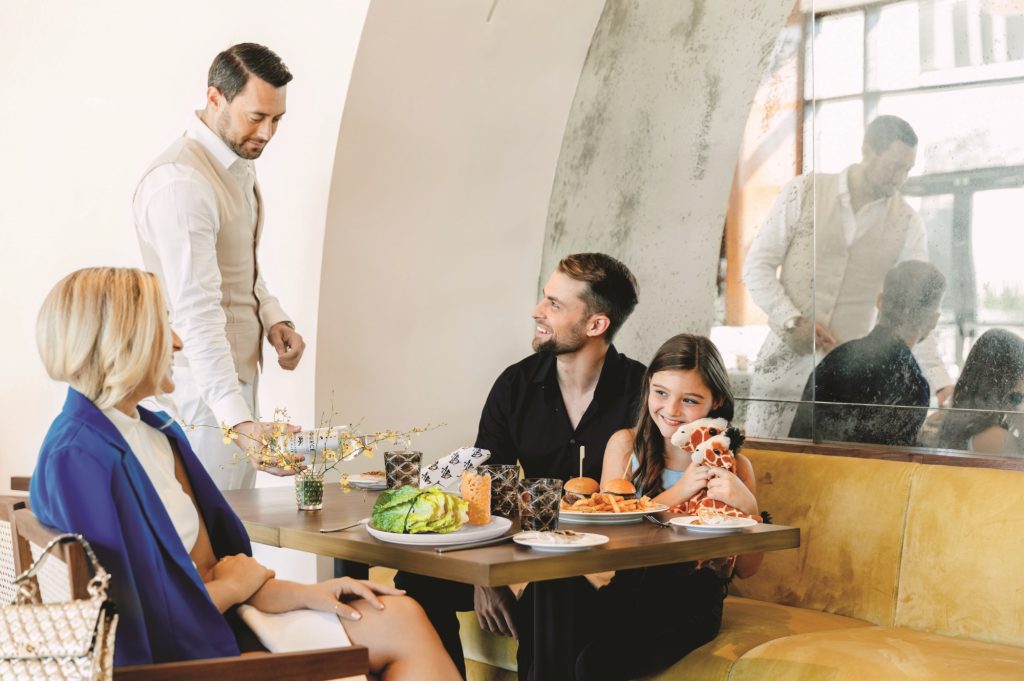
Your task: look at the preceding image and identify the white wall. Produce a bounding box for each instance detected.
[0,0,369,580]
[315,1,606,467]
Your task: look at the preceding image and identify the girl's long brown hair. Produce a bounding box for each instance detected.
[937,328,1024,449]
[632,334,734,497]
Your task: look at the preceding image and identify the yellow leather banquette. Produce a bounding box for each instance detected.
[443,447,1024,680]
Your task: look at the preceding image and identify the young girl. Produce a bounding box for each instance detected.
[576,334,761,680]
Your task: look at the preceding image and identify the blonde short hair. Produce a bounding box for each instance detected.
[37,267,171,410]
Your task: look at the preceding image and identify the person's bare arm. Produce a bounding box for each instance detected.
[246,577,405,621]
[599,429,635,485]
[650,458,712,508]
[201,554,275,612]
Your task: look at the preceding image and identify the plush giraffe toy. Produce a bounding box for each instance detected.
[668,417,761,524]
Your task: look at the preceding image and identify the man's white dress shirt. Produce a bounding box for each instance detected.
[134,114,285,429]
[135,113,290,490]
[743,168,952,438]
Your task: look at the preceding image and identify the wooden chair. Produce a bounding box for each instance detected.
[11,508,369,681]
[0,492,30,604]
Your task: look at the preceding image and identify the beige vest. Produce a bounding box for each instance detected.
[779,172,912,345]
[136,137,264,384]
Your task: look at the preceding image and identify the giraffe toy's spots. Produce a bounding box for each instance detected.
[666,417,760,523]
[670,417,729,453]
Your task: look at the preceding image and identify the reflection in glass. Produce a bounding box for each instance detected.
[973,188,1024,326]
[807,11,864,99]
[742,115,948,440]
[790,261,945,446]
[723,0,1024,458]
[808,99,863,172]
[921,328,1024,455]
[879,83,1024,172]
[871,0,1024,91]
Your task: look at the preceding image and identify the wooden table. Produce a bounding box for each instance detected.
[225,486,799,678]
[225,486,799,585]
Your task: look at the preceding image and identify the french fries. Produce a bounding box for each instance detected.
[559,493,658,513]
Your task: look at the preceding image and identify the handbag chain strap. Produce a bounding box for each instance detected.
[13,534,110,604]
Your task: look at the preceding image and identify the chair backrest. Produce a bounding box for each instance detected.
[0,493,29,604]
[12,507,91,602]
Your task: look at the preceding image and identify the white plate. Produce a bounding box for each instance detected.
[513,531,608,552]
[559,504,669,525]
[668,516,758,533]
[366,516,512,546]
[346,473,387,490]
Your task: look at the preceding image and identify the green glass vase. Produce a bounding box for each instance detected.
[295,472,325,510]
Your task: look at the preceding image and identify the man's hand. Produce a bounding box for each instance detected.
[783,317,837,355]
[232,420,305,476]
[936,385,954,407]
[268,322,305,370]
[474,585,519,639]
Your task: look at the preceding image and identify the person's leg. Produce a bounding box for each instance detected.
[516,577,597,681]
[344,595,461,681]
[574,567,725,681]
[393,571,474,677]
[334,559,369,580]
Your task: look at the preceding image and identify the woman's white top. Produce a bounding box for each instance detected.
[103,407,200,553]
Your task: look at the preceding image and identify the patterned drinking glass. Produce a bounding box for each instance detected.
[517,478,562,531]
[478,464,520,518]
[385,450,422,489]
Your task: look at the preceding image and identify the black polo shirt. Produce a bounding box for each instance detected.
[474,345,647,481]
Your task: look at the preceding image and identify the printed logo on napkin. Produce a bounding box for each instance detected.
[420,447,491,489]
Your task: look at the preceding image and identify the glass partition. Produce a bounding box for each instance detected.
[721,0,1024,459]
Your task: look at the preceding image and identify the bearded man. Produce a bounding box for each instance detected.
[134,43,305,490]
[397,252,646,679]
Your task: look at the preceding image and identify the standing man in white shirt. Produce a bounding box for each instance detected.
[742,115,953,439]
[134,43,305,490]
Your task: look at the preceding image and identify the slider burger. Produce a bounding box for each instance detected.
[563,476,599,505]
[601,478,636,500]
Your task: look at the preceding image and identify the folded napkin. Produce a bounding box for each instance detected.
[237,605,366,681]
[419,447,491,489]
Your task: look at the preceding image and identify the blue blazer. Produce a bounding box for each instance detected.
[30,388,251,666]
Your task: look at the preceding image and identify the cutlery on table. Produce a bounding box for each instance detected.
[644,514,672,528]
[319,518,370,533]
[434,534,517,553]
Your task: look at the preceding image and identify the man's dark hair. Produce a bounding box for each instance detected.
[208,43,292,102]
[557,253,639,342]
[878,260,945,333]
[864,115,918,152]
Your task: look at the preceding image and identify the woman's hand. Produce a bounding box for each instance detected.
[302,578,406,621]
[705,467,758,516]
[211,554,275,604]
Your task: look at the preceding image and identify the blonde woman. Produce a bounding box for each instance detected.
[31,267,458,681]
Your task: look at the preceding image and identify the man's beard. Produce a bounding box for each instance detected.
[532,321,587,355]
[216,113,263,160]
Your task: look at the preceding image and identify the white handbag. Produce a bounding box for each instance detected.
[0,534,118,680]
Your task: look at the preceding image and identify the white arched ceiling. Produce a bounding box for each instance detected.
[540,0,793,365]
[316,1,606,459]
